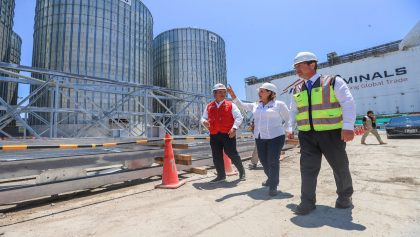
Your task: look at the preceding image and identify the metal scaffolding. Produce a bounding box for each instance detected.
[0,62,245,139]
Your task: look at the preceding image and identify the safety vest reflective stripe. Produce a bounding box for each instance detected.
[297,116,343,126]
[297,102,341,113]
[323,78,331,105]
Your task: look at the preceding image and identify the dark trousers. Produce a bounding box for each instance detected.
[210,132,245,178]
[298,129,353,207]
[255,135,285,189]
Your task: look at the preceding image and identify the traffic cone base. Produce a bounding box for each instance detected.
[155,179,186,189]
[226,170,238,176]
[155,133,186,189]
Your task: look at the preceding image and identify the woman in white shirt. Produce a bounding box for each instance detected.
[227,83,289,196]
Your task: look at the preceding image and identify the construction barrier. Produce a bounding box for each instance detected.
[354,126,365,136]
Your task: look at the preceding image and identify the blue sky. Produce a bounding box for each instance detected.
[14,0,420,99]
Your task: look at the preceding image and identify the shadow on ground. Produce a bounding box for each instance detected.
[286,203,366,231]
[192,180,241,191]
[214,187,293,202]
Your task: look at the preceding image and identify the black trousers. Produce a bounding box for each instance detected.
[210,132,245,178]
[255,135,285,189]
[298,129,353,207]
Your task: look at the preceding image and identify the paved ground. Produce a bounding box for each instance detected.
[1,132,419,237]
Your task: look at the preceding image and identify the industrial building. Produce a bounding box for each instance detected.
[245,22,420,116]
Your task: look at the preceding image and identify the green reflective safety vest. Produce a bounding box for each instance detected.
[293,75,343,131]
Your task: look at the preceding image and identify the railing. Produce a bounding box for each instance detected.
[0,63,252,139]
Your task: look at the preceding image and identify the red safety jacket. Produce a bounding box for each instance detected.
[207,100,234,135]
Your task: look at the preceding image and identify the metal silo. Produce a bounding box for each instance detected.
[31,0,153,133]
[8,31,21,65]
[0,0,14,62]
[153,28,227,133]
[153,28,227,96]
[4,31,22,110]
[0,0,16,128]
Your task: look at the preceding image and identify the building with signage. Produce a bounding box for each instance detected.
[245,22,420,116]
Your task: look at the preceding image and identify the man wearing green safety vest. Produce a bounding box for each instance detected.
[287,52,356,215]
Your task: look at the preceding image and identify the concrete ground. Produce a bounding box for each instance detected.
[1,133,419,237]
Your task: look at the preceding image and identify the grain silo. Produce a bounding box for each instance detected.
[31,0,153,134]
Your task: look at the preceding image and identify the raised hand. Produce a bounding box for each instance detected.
[226,84,237,100]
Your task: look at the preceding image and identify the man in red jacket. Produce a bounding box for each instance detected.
[201,83,246,183]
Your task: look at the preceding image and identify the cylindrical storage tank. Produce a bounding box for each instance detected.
[31,0,153,134]
[153,28,227,134]
[0,0,14,62]
[4,31,22,108]
[153,28,227,96]
[0,0,16,128]
[1,31,21,128]
[8,31,22,65]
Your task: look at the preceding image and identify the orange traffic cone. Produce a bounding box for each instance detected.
[155,134,186,189]
[223,151,238,176]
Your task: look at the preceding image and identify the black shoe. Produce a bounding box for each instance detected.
[239,172,246,181]
[262,180,269,187]
[248,163,257,169]
[293,204,316,215]
[269,188,278,197]
[335,197,353,209]
[209,176,226,183]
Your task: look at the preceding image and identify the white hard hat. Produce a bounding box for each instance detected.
[258,82,278,95]
[293,51,318,65]
[212,83,227,91]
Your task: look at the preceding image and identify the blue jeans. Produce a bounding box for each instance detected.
[255,135,285,190]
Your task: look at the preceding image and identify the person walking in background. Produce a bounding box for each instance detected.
[361,111,386,145]
[248,145,259,169]
[201,83,246,183]
[288,52,356,215]
[247,119,260,170]
[227,83,289,197]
